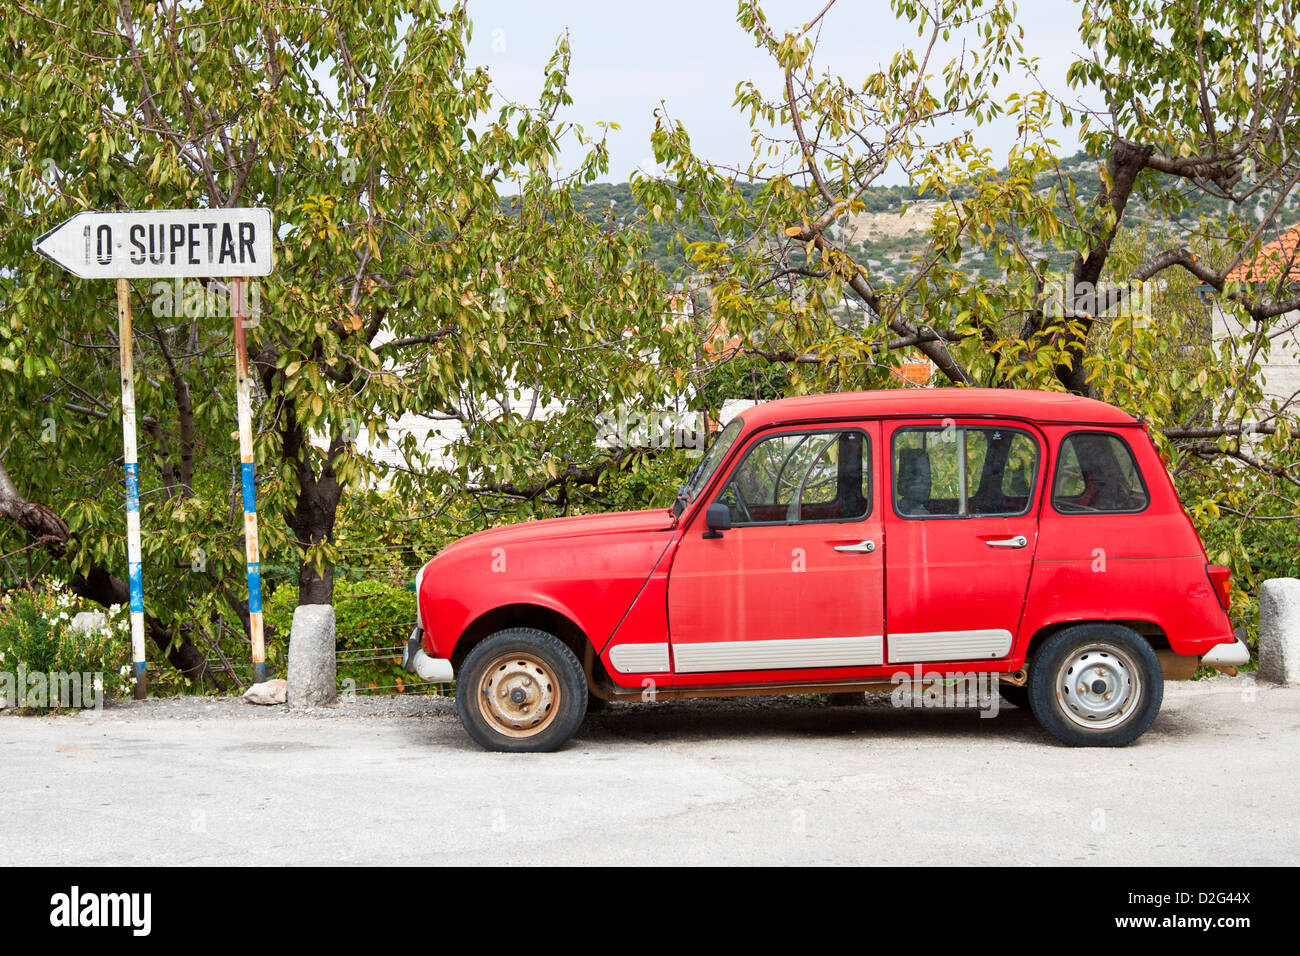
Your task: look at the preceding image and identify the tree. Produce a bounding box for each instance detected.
[0,1,684,681]
[632,0,1298,518]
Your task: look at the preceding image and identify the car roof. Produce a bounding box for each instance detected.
[738,388,1140,429]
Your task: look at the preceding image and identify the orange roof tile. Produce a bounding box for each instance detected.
[1226,225,1300,284]
[890,356,934,385]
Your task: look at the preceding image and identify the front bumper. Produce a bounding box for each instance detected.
[401,627,455,682]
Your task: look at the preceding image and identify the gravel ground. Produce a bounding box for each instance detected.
[1,676,1296,865]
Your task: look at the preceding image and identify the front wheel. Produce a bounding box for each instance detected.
[1028,624,1163,747]
[456,628,588,752]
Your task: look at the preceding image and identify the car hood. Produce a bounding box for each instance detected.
[435,508,675,557]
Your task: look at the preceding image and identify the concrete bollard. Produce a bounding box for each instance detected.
[1258,578,1300,685]
[287,603,337,707]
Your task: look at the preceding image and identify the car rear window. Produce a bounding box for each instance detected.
[1051,431,1150,514]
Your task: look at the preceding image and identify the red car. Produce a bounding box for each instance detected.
[403,389,1248,751]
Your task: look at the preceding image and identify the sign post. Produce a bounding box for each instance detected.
[231,277,266,683]
[35,208,274,691]
[116,279,148,698]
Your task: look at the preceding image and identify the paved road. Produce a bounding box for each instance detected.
[1,678,1295,865]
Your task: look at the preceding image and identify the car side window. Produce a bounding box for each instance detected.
[718,430,870,525]
[1052,431,1150,514]
[892,425,1039,518]
[966,428,1040,516]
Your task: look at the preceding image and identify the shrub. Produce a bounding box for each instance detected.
[0,583,134,709]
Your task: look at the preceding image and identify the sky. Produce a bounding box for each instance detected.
[460,0,1095,184]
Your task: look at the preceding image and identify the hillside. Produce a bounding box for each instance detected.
[571,151,1298,284]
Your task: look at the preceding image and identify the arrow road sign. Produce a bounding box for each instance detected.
[33,208,274,279]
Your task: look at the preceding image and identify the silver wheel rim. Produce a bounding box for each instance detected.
[1054,642,1142,731]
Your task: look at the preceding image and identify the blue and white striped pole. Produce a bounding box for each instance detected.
[116,278,147,699]
[232,277,266,683]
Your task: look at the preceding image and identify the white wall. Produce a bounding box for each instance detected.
[1212,302,1300,411]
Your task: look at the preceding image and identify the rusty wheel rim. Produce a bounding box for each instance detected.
[477,652,560,738]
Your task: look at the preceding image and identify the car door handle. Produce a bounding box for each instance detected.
[985,535,1028,549]
[834,540,876,553]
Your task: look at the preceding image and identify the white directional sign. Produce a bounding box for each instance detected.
[33,208,274,279]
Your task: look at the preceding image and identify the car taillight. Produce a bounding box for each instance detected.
[1206,564,1232,611]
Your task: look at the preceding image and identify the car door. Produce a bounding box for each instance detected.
[667,422,885,680]
[883,418,1043,664]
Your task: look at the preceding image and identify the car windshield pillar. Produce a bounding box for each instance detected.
[676,418,743,513]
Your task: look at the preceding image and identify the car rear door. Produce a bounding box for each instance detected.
[883,418,1044,665]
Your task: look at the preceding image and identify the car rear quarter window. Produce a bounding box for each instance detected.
[1051,431,1150,514]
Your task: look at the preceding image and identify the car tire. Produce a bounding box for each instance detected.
[456,628,588,753]
[1028,624,1163,747]
[997,681,1031,710]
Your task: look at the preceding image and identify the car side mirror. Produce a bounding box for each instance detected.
[703,503,732,539]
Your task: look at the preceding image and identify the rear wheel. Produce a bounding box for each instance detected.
[1028,624,1162,747]
[998,682,1031,710]
[456,628,588,752]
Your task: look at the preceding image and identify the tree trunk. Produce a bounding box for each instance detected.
[69,564,223,687]
[298,559,336,606]
[280,415,344,607]
[1056,140,1152,395]
[0,457,225,688]
[0,459,69,545]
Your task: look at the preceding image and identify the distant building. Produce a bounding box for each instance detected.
[1211,225,1300,412]
[319,294,702,488]
[890,354,934,386]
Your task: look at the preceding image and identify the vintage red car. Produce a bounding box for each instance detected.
[403,388,1248,751]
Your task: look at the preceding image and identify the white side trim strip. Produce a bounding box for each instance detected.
[673,636,883,673]
[608,642,671,674]
[887,628,1014,663]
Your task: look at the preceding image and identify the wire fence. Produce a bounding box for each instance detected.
[197,629,452,698]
